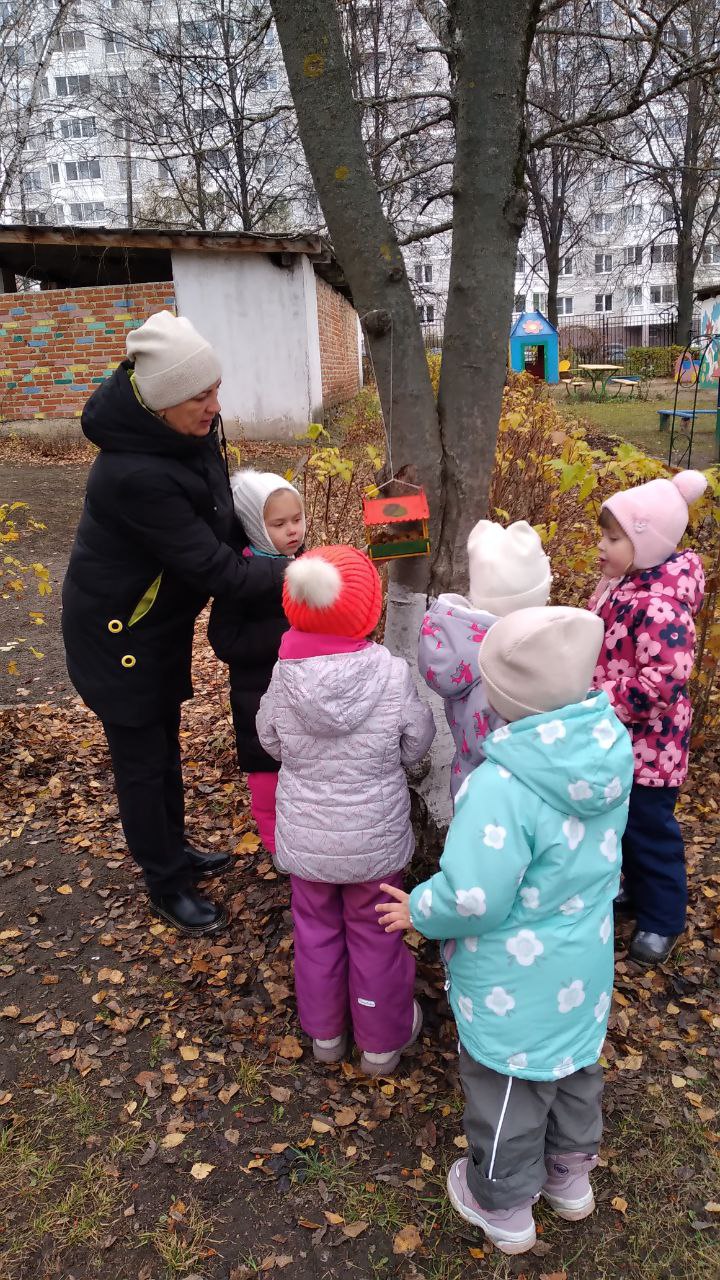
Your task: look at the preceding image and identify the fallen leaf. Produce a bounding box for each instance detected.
[342,1221,368,1239]
[468,1247,484,1259]
[0,1005,20,1019]
[452,1135,468,1149]
[0,1091,13,1105]
[393,1224,422,1254]
[324,1211,344,1225]
[160,1132,186,1149]
[311,1118,333,1134]
[224,1129,240,1146]
[276,1035,303,1061]
[180,1045,200,1062]
[671,1074,687,1088]
[0,929,21,941]
[539,1273,568,1280]
[97,968,124,985]
[297,1218,322,1230]
[190,1162,215,1181]
[704,1202,720,1213]
[611,1195,628,1214]
[56,884,73,895]
[218,1083,240,1105]
[269,1085,291,1104]
[334,1107,357,1127]
[420,1153,435,1171]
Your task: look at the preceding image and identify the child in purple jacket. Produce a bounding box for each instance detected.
[418,519,551,801]
[589,468,707,964]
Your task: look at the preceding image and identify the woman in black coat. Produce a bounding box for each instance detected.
[62,311,285,935]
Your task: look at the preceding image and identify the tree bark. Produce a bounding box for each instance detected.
[433,0,540,592]
[269,0,443,590]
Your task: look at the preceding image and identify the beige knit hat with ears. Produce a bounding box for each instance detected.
[467,519,551,615]
[126,310,221,410]
[478,605,604,722]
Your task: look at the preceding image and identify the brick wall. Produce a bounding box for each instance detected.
[315,275,361,408]
[0,282,176,421]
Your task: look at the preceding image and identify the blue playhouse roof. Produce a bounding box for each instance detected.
[510,310,558,339]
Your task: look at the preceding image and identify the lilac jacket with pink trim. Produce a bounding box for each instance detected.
[588,549,705,787]
[418,594,505,799]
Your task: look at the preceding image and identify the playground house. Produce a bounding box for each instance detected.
[509,310,559,384]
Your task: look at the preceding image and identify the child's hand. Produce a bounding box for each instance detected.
[376,883,411,933]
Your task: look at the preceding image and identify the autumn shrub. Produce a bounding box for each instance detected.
[1,501,51,675]
[624,344,684,378]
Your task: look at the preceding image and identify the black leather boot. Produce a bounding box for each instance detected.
[149,887,228,936]
[629,929,679,965]
[183,840,233,879]
[613,883,634,916]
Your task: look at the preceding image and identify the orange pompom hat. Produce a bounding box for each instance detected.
[282,545,383,639]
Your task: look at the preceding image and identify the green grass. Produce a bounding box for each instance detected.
[554,381,719,468]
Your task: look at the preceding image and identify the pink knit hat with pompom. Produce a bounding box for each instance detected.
[602,469,707,570]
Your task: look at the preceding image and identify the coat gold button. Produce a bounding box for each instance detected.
[121,654,136,668]
[108,619,123,633]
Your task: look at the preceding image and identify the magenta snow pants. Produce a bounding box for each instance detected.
[290,871,416,1054]
[247,771,278,854]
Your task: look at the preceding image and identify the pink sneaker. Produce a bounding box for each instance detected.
[446,1157,537,1255]
[359,1000,422,1077]
[542,1151,598,1220]
[312,1033,349,1064]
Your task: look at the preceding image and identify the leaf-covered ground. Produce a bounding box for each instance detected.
[1,451,719,1279]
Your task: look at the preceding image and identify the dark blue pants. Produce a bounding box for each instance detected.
[622,783,686,934]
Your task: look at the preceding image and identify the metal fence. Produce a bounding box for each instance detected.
[555,311,701,358]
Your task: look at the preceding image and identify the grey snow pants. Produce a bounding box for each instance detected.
[459,1046,604,1210]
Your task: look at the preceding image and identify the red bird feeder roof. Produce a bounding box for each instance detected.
[363,492,430,524]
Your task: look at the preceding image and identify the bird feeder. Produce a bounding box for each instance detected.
[363,489,431,563]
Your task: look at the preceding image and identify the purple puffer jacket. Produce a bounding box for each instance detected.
[256,643,436,883]
[418,594,505,799]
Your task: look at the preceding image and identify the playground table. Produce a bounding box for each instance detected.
[577,364,623,398]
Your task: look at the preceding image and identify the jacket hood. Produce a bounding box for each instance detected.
[482,690,633,817]
[82,361,220,459]
[274,644,393,736]
[420,594,496,700]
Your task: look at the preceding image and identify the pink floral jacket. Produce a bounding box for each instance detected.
[588,549,705,787]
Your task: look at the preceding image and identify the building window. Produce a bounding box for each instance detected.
[26,209,49,225]
[515,252,525,273]
[418,304,435,323]
[514,293,526,312]
[106,74,131,94]
[594,252,612,273]
[650,284,677,304]
[626,286,642,307]
[60,116,97,139]
[57,29,86,52]
[558,297,573,315]
[650,243,676,264]
[257,69,279,90]
[593,213,612,234]
[65,159,102,182]
[69,201,106,223]
[532,291,547,312]
[22,170,45,193]
[559,255,573,276]
[595,293,613,312]
[205,148,229,170]
[702,244,720,265]
[48,162,60,183]
[117,159,140,180]
[104,32,124,54]
[623,245,643,265]
[157,159,173,181]
[414,263,433,283]
[625,205,642,227]
[55,74,91,96]
[44,119,54,141]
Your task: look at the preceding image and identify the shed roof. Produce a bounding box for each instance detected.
[0,223,349,294]
[696,283,720,303]
[510,310,558,339]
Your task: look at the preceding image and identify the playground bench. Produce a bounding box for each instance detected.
[657,408,716,432]
[564,378,587,395]
[608,376,641,398]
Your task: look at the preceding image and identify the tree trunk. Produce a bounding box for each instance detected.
[676,78,701,346]
[433,0,540,592]
[545,247,560,329]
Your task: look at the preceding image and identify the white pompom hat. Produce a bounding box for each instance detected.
[467,519,551,615]
[602,469,708,570]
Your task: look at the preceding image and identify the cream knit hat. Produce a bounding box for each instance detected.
[478,605,604,722]
[126,310,221,410]
[467,519,551,615]
[230,470,305,555]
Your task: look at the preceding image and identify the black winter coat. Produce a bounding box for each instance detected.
[62,363,285,727]
[207,555,290,772]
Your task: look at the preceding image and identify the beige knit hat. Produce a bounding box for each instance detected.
[478,606,604,722]
[126,310,221,410]
[467,520,551,615]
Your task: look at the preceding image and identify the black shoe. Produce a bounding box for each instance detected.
[629,929,680,966]
[183,840,233,879]
[614,884,635,916]
[149,887,229,936]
